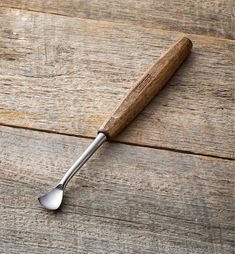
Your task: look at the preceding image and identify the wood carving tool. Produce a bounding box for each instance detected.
[39,37,192,210]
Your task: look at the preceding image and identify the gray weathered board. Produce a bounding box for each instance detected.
[0,126,234,253]
[0,1,234,254]
[0,8,234,159]
[0,0,234,39]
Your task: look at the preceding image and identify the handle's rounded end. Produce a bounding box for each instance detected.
[179,36,193,52]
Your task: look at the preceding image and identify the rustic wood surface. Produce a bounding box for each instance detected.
[0,126,234,254]
[0,1,234,254]
[0,8,234,158]
[0,0,234,39]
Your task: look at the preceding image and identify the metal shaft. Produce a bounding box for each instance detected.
[59,133,107,187]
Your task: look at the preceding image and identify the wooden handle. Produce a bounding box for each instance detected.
[98,36,192,139]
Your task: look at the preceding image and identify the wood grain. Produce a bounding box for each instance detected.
[99,37,192,139]
[0,0,234,39]
[0,8,234,158]
[0,125,234,253]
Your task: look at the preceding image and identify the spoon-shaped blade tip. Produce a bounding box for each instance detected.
[38,185,64,210]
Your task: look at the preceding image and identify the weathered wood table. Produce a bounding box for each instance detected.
[0,1,234,253]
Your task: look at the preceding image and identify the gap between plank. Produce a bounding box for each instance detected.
[0,5,234,43]
[0,123,234,161]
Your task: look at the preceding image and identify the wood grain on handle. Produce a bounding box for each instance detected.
[99,36,192,139]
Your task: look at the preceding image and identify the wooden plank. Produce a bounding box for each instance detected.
[0,8,234,159]
[0,125,234,253]
[0,0,234,39]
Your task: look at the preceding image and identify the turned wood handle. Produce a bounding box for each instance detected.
[98,36,192,139]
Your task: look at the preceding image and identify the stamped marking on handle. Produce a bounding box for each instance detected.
[135,73,153,93]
